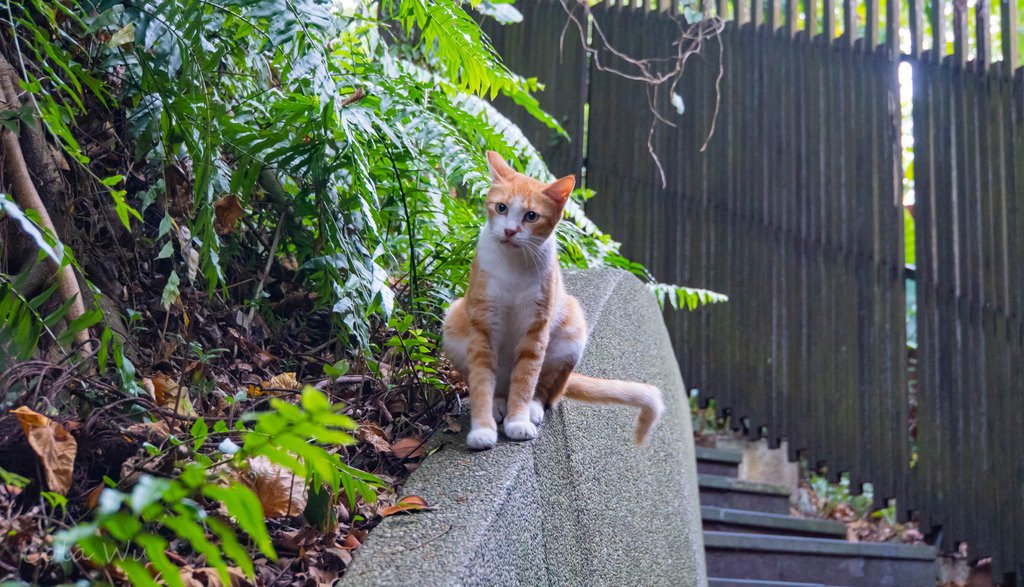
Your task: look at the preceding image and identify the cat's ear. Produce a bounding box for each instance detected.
[486,150,517,182]
[542,175,575,205]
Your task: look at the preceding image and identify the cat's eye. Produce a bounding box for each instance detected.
[524,211,539,222]
[495,203,508,214]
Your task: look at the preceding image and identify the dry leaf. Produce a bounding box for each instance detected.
[10,406,78,494]
[443,415,462,434]
[185,247,200,283]
[323,547,353,566]
[124,420,171,442]
[214,195,245,235]
[144,373,195,417]
[237,456,307,518]
[355,423,391,453]
[178,565,252,587]
[379,495,435,517]
[85,484,105,510]
[263,372,301,392]
[340,533,361,550]
[390,437,425,459]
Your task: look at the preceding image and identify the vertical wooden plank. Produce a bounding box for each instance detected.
[786,0,799,36]
[718,0,730,20]
[866,0,880,49]
[953,0,968,66]
[931,54,952,549]
[976,0,992,70]
[823,0,836,40]
[735,0,750,24]
[1002,78,1023,561]
[843,0,857,45]
[910,57,936,533]
[807,0,820,36]
[909,0,924,56]
[886,0,899,54]
[934,0,947,60]
[950,57,969,552]
[752,0,763,28]
[769,0,782,30]
[1001,0,1018,70]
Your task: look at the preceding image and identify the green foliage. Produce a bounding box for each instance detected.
[652,282,729,311]
[57,387,382,584]
[56,469,268,587]
[0,262,101,373]
[79,0,720,345]
[9,0,723,581]
[806,472,874,519]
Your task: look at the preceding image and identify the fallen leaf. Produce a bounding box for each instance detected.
[323,547,353,566]
[379,495,435,517]
[124,420,171,442]
[443,415,462,434]
[307,565,339,585]
[237,456,307,518]
[390,437,425,459]
[355,423,391,453]
[214,195,245,235]
[263,372,301,392]
[85,484,105,509]
[10,406,78,494]
[185,247,200,283]
[340,533,361,550]
[144,373,194,417]
[179,565,251,587]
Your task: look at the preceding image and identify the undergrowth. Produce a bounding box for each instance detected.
[0,0,723,584]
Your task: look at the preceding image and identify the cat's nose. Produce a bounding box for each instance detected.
[504,228,519,238]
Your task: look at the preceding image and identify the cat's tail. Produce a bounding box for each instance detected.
[564,373,665,445]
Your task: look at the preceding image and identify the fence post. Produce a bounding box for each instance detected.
[1001,0,1018,71]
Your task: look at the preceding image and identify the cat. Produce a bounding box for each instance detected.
[442,151,665,450]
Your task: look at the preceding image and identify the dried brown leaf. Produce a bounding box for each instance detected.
[355,423,391,453]
[443,415,462,434]
[379,495,435,517]
[214,194,245,235]
[178,565,252,587]
[340,533,361,550]
[390,437,425,460]
[10,406,78,494]
[144,374,194,417]
[236,456,307,518]
[263,372,301,392]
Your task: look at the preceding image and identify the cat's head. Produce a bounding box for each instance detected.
[483,150,575,250]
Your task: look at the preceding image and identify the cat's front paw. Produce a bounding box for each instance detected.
[503,418,538,441]
[528,400,544,425]
[466,427,498,450]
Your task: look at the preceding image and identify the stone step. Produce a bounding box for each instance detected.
[708,579,832,587]
[695,446,742,477]
[698,474,792,515]
[704,531,938,586]
[701,506,847,539]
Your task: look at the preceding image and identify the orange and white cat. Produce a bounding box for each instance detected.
[442,151,665,450]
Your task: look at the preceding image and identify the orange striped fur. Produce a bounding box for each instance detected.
[442,152,665,450]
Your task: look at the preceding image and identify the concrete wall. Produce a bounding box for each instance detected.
[341,269,707,587]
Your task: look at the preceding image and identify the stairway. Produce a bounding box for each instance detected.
[696,446,938,587]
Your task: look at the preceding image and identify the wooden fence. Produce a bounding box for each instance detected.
[484,0,1024,581]
[908,0,1024,576]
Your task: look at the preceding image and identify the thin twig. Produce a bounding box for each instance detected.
[557,0,725,186]
[244,212,289,334]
